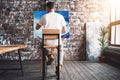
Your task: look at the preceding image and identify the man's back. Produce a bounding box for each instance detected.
[42,12,65,30]
[39,12,66,46]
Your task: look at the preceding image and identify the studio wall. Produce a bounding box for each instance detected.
[0,0,110,61]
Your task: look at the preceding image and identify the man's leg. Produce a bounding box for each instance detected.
[44,48,54,65]
[60,44,64,71]
[55,44,64,72]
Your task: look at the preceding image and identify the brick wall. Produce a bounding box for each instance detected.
[0,0,110,60]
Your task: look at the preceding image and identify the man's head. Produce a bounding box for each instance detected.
[46,2,54,12]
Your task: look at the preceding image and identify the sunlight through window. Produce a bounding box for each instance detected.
[110,0,120,45]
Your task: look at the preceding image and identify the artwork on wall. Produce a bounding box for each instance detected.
[33,11,70,39]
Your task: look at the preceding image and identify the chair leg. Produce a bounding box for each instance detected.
[57,45,60,80]
[42,48,47,80]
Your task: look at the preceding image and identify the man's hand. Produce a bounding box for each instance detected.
[36,23,41,30]
[62,26,66,33]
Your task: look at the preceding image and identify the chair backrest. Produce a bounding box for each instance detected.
[42,29,60,40]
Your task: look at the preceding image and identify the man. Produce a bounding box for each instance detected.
[36,2,66,71]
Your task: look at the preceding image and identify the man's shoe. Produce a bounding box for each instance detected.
[55,65,64,74]
[47,58,54,65]
[59,65,64,71]
[47,54,54,65]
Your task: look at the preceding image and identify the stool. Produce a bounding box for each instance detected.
[42,29,60,80]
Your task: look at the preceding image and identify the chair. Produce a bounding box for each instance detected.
[42,29,60,80]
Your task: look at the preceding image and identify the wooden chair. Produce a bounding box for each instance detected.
[42,29,60,80]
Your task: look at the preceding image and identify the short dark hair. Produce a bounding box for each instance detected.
[46,2,54,9]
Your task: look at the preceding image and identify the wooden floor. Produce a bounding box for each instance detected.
[0,60,120,80]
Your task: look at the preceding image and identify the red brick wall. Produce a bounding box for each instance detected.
[0,0,110,60]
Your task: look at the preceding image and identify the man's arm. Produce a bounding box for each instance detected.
[36,15,45,30]
[36,23,41,30]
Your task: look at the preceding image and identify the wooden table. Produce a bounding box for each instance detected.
[0,44,27,76]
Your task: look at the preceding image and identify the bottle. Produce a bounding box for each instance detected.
[3,39,7,46]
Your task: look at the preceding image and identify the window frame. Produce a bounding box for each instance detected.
[109,20,120,46]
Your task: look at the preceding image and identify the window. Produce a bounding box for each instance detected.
[110,0,120,46]
[110,21,120,45]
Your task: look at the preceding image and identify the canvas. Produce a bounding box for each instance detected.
[33,11,70,38]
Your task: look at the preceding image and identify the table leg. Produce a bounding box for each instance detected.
[18,49,24,76]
